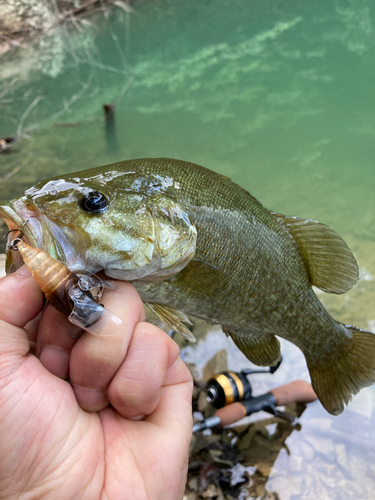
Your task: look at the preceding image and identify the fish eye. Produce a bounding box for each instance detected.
[80,191,108,214]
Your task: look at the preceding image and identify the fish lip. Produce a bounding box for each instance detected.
[1,199,88,274]
[0,200,41,249]
[0,199,65,264]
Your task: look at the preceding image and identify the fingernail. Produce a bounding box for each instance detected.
[14,264,31,278]
[72,385,108,412]
[129,414,145,421]
[40,345,70,379]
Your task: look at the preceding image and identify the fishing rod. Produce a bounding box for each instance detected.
[193,379,317,433]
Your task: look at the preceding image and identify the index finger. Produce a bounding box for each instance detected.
[0,265,44,327]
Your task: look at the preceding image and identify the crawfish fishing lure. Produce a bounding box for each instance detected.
[7,229,122,337]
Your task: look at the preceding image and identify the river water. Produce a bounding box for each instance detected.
[0,0,374,498]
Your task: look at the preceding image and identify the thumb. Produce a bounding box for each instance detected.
[0,265,44,359]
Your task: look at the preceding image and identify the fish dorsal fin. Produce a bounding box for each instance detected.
[146,303,196,342]
[270,212,358,294]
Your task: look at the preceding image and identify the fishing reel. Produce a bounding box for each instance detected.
[193,374,317,433]
[205,359,282,409]
[193,359,318,433]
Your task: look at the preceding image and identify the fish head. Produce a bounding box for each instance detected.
[0,168,197,280]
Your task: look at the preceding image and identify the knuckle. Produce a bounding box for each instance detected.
[167,338,180,366]
[108,375,159,414]
[106,283,145,321]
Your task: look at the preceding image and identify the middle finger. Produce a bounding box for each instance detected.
[70,281,145,412]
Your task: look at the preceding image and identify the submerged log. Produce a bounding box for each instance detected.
[103,103,118,154]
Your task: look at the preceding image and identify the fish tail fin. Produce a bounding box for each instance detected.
[307,325,375,415]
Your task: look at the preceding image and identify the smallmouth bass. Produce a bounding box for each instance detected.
[1,157,374,415]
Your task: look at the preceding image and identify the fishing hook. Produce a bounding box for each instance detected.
[3,228,24,251]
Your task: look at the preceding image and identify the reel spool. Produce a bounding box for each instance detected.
[205,359,282,409]
[205,371,251,409]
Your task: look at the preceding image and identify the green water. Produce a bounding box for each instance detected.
[0,0,375,497]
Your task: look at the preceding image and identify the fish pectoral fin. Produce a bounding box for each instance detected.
[223,329,281,367]
[146,303,196,342]
[270,211,358,294]
[176,259,228,297]
[306,325,375,415]
[5,246,24,274]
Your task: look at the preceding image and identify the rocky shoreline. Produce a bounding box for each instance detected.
[0,0,134,57]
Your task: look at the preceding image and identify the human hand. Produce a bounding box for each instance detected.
[0,265,193,500]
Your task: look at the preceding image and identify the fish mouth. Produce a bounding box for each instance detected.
[0,200,40,273]
[0,199,40,243]
[0,199,87,274]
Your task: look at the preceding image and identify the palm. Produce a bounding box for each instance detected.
[0,270,192,500]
